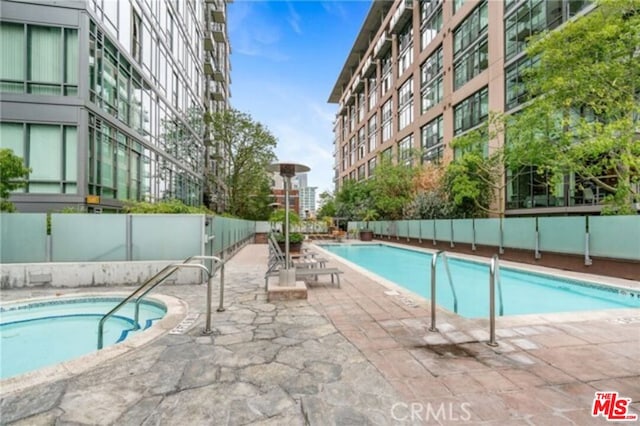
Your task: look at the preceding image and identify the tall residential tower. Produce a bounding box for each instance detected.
[0,0,231,212]
[329,0,594,216]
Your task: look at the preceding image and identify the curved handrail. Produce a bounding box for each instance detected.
[488,254,504,347]
[429,250,458,332]
[97,260,216,349]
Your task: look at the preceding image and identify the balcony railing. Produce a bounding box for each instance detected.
[211,22,225,42]
[203,33,214,51]
[373,30,392,58]
[362,55,376,77]
[207,0,225,23]
[209,81,225,101]
[390,0,414,33]
[352,74,364,92]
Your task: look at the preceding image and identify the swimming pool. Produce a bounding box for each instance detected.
[0,296,166,379]
[320,244,640,318]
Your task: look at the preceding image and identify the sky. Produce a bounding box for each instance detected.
[227,0,371,196]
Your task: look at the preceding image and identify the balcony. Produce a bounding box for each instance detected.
[213,64,225,82]
[352,74,364,92]
[362,55,376,77]
[373,30,391,58]
[204,53,216,75]
[211,22,225,42]
[209,81,225,101]
[203,33,214,51]
[207,0,226,23]
[390,0,414,33]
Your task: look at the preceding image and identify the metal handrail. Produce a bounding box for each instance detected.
[97,255,224,349]
[488,254,504,347]
[428,250,458,332]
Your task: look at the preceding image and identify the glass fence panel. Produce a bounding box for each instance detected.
[408,220,421,239]
[434,219,451,242]
[397,220,408,238]
[474,218,501,247]
[503,217,537,250]
[538,216,585,255]
[52,214,126,262]
[132,214,203,260]
[590,215,640,260]
[452,219,474,244]
[421,220,435,240]
[1,213,47,263]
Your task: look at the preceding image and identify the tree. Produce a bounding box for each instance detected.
[0,148,30,212]
[315,190,336,219]
[506,0,640,214]
[334,179,372,221]
[208,108,277,218]
[442,113,525,218]
[369,159,418,219]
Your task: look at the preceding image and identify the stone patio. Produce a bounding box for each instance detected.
[1,243,638,425]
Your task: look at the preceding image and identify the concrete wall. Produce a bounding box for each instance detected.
[0,261,204,289]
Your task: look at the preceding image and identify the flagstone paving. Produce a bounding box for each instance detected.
[1,243,638,425]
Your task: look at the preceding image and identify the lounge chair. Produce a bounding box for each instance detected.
[265,235,341,289]
[264,267,343,289]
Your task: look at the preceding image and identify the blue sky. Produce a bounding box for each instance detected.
[227,0,371,195]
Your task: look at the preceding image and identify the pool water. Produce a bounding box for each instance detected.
[0,297,166,379]
[321,244,639,318]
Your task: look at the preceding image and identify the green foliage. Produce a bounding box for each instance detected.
[506,0,640,213]
[316,191,336,219]
[271,231,304,244]
[404,190,450,219]
[268,208,301,228]
[444,115,507,217]
[335,179,373,221]
[369,159,418,220]
[209,108,277,219]
[0,148,30,212]
[123,199,213,214]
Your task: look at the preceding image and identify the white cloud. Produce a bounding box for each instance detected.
[286,2,303,35]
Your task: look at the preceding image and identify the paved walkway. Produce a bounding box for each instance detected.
[1,243,639,425]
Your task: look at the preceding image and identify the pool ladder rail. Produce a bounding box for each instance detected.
[97,255,223,350]
[428,251,504,346]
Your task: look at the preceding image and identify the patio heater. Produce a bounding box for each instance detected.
[267,162,310,285]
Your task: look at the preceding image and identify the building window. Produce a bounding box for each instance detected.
[421,115,444,163]
[358,164,366,181]
[349,105,356,132]
[368,157,377,177]
[453,1,488,56]
[381,51,392,96]
[0,122,77,194]
[357,127,366,160]
[398,134,413,165]
[381,147,393,162]
[382,99,393,142]
[397,22,413,76]
[505,55,539,110]
[0,22,78,95]
[357,92,365,122]
[454,87,488,135]
[368,115,377,153]
[172,72,179,107]
[341,144,348,171]
[349,136,355,166]
[454,0,467,13]
[504,0,562,61]
[132,9,142,63]
[421,45,443,113]
[420,2,442,51]
[368,77,377,111]
[397,78,414,131]
[453,36,488,89]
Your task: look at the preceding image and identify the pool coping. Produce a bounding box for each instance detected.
[312,241,640,328]
[0,292,188,396]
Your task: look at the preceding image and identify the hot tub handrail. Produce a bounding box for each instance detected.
[132,256,224,330]
[97,256,222,350]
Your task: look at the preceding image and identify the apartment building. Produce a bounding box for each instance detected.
[0,0,231,212]
[329,0,592,215]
